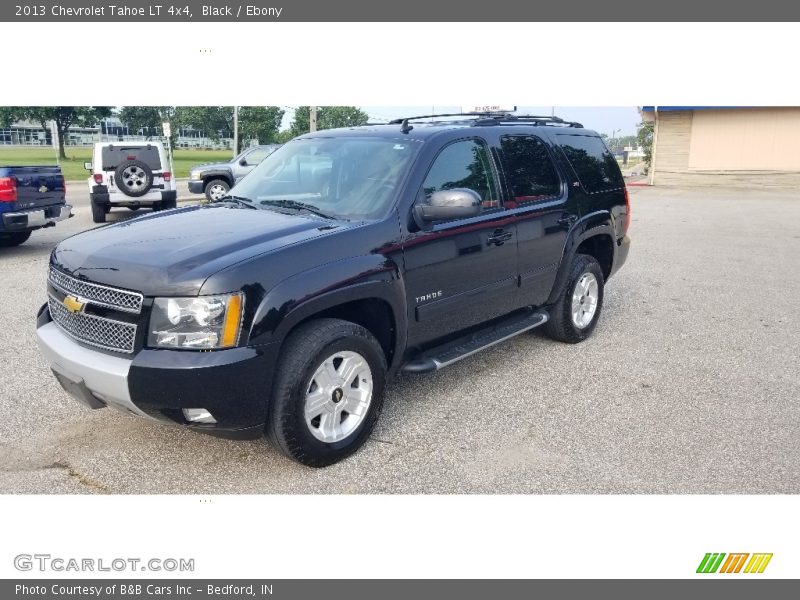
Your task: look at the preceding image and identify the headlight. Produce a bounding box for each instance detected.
[148,293,243,349]
[189,171,202,181]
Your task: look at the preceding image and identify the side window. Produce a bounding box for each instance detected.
[243,147,273,165]
[557,135,624,193]
[422,139,499,211]
[500,135,561,203]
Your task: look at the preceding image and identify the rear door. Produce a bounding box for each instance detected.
[402,137,518,345]
[498,134,575,307]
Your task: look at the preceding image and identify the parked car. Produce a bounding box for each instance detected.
[37,114,630,467]
[85,142,177,223]
[188,144,281,201]
[0,165,71,247]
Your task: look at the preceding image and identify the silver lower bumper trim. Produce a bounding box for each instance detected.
[36,321,153,420]
[4,204,72,228]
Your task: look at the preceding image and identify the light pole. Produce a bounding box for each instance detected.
[233,106,239,156]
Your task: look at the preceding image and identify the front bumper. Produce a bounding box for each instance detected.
[188,180,204,195]
[1,204,72,232]
[36,317,278,440]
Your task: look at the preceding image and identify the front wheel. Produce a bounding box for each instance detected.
[0,231,32,247]
[204,179,230,202]
[267,318,387,467]
[544,254,605,343]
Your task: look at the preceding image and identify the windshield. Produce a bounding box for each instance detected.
[229,137,420,220]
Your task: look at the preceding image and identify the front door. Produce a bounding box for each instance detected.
[402,138,518,346]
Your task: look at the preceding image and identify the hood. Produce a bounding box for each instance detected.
[190,160,233,172]
[52,205,350,296]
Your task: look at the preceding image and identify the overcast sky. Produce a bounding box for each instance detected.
[282,106,641,136]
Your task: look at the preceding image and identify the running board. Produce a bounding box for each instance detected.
[401,310,549,373]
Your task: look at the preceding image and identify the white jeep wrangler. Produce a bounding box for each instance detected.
[84,142,178,223]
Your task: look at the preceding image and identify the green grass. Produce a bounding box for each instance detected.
[0,147,234,181]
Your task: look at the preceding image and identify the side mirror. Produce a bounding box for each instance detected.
[84,162,92,171]
[239,158,248,166]
[414,188,482,224]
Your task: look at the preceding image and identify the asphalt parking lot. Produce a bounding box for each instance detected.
[1,185,799,494]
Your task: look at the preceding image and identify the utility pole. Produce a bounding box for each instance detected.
[309,106,318,133]
[49,120,60,166]
[233,106,239,156]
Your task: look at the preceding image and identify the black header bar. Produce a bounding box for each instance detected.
[4,1,800,22]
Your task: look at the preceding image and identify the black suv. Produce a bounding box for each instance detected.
[36,114,630,467]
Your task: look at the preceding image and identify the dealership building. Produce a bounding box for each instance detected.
[640,106,800,187]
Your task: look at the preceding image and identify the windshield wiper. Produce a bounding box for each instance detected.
[217,194,257,209]
[259,199,339,220]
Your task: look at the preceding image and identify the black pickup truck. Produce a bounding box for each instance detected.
[0,166,71,246]
[36,114,630,466]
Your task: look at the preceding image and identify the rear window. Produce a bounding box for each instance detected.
[557,135,623,193]
[101,146,162,171]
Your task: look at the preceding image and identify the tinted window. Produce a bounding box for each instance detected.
[101,146,161,171]
[558,135,623,192]
[500,135,561,203]
[423,139,499,210]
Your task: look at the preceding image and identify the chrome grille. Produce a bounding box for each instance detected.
[48,294,137,354]
[48,267,143,314]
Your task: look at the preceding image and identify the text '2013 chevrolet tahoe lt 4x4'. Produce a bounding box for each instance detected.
[36,113,630,467]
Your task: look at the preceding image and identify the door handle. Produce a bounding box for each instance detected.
[558,214,578,227]
[487,229,513,246]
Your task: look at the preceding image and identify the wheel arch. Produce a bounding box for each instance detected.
[202,170,234,188]
[546,211,616,305]
[247,261,408,372]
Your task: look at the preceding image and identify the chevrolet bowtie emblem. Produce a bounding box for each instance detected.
[38,185,48,193]
[63,295,86,314]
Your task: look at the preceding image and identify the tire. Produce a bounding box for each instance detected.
[114,160,153,198]
[0,231,32,247]
[91,198,107,223]
[543,254,605,344]
[267,318,387,467]
[128,206,140,211]
[204,179,230,202]
[162,197,178,210]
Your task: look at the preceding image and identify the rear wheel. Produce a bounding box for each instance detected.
[267,318,387,467]
[204,179,230,202]
[91,198,107,223]
[0,231,32,247]
[544,254,604,343]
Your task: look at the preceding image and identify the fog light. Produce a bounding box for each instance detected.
[183,408,216,424]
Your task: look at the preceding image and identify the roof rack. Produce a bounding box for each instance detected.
[386,112,584,129]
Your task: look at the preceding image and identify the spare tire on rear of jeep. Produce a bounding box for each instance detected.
[114,160,153,198]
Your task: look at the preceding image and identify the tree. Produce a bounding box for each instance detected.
[118,106,178,144]
[290,106,369,137]
[238,106,284,148]
[1,107,112,158]
[637,121,654,170]
[0,107,18,127]
[174,106,235,141]
[274,129,296,144]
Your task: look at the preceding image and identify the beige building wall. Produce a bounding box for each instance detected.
[651,107,800,187]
